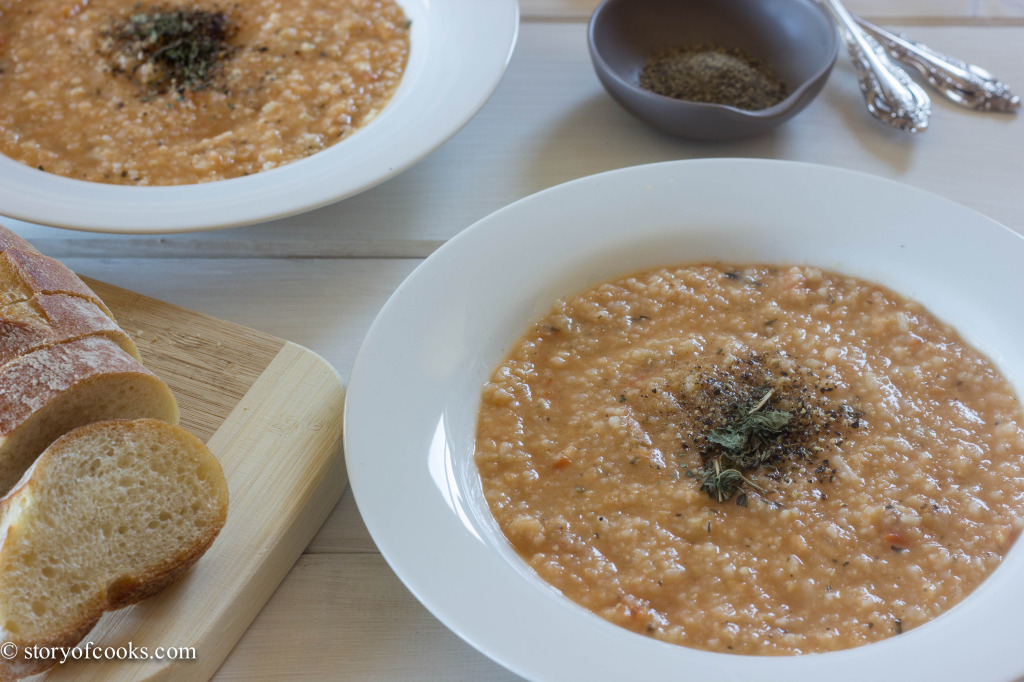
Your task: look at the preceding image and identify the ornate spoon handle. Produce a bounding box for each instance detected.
[856,16,1020,113]
[818,0,931,132]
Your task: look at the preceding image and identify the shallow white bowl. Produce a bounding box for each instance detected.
[345,159,1024,682]
[0,0,518,234]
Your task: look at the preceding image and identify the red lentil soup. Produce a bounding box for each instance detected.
[475,263,1024,655]
[0,0,409,185]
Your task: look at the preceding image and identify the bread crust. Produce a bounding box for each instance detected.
[0,293,140,367]
[106,533,220,609]
[0,227,39,256]
[0,336,173,435]
[0,250,113,318]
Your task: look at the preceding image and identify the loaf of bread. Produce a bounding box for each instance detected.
[0,419,229,681]
[0,336,179,495]
[0,293,140,367]
[0,225,228,680]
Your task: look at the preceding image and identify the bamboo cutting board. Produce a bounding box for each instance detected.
[32,280,348,681]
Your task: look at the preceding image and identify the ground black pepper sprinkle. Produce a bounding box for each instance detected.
[639,44,788,110]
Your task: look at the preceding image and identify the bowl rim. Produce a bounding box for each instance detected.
[587,0,839,120]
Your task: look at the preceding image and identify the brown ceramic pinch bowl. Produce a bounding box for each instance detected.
[588,0,838,141]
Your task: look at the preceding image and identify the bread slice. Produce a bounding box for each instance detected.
[0,293,140,368]
[0,250,113,318]
[0,336,178,495]
[0,419,229,680]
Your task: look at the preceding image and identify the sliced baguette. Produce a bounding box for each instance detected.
[0,293,140,367]
[0,419,229,681]
[0,250,113,318]
[0,336,178,495]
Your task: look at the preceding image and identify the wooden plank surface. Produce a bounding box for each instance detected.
[30,282,347,681]
[215,555,519,682]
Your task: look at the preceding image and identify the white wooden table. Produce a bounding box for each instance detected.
[5,1,1023,679]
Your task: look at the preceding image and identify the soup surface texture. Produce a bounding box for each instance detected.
[0,0,409,184]
[475,263,1024,655]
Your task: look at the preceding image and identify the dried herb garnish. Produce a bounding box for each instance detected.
[698,389,790,502]
[698,457,765,503]
[708,391,792,463]
[674,351,861,503]
[103,5,239,96]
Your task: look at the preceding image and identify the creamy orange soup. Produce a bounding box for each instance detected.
[0,0,409,184]
[475,263,1024,655]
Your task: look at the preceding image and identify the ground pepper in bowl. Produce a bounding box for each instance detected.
[639,44,788,110]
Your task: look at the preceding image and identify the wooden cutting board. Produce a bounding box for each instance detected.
[33,280,348,681]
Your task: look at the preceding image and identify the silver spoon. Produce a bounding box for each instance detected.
[855,16,1020,113]
[818,0,931,132]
